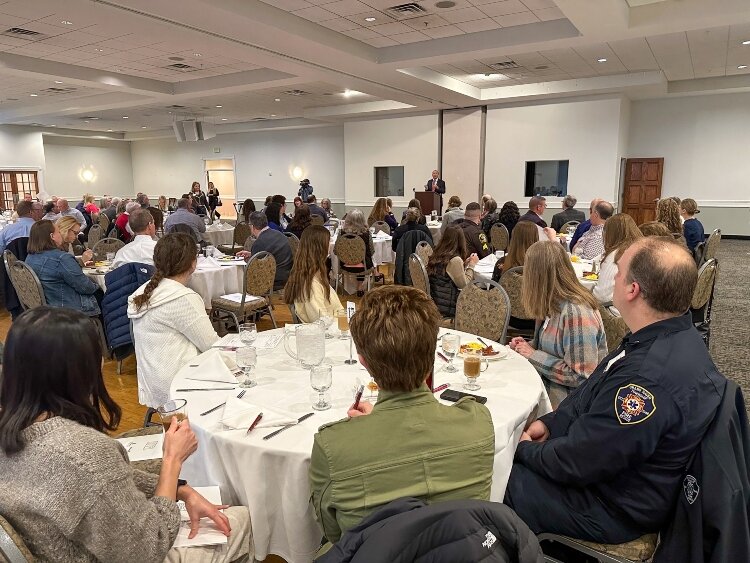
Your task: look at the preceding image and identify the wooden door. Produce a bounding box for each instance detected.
[622,158,663,225]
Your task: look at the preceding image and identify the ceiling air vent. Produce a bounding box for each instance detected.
[489,61,520,70]
[166,104,188,109]
[41,87,77,94]
[165,63,196,71]
[248,117,269,122]
[282,89,311,96]
[386,3,427,18]
[3,27,44,39]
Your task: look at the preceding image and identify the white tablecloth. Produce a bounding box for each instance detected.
[203,224,234,246]
[427,222,442,245]
[472,253,597,290]
[169,327,551,563]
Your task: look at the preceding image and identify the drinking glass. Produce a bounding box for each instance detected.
[336,310,349,339]
[566,225,576,237]
[239,323,257,346]
[463,349,488,391]
[317,309,334,339]
[157,399,187,431]
[310,364,332,410]
[441,333,460,373]
[105,252,115,262]
[237,346,257,388]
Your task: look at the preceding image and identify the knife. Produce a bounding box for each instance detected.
[262,412,314,440]
[175,387,236,392]
[186,377,237,385]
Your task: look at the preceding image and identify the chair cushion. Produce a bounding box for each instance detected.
[211,296,269,313]
[575,534,658,562]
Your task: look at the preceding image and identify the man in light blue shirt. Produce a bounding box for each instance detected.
[0,200,43,254]
[58,198,86,228]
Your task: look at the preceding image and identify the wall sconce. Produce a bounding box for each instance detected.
[78,165,97,183]
[290,166,304,181]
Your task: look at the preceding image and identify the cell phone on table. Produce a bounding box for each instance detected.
[440,389,487,404]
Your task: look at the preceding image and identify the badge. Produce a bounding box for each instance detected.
[478,233,489,250]
[614,383,656,425]
[683,475,699,504]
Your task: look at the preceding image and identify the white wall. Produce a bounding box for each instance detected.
[131,126,345,202]
[443,107,483,207]
[484,98,625,210]
[344,114,439,207]
[43,136,133,199]
[0,125,47,192]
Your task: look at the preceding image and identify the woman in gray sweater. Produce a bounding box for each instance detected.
[0,307,253,562]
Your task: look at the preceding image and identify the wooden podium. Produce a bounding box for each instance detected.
[415,191,441,215]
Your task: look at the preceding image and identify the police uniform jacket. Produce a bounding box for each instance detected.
[514,312,725,532]
[454,218,491,259]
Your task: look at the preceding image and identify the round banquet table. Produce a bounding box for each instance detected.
[169,327,551,563]
[427,221,442,245]
[203,225,234,246]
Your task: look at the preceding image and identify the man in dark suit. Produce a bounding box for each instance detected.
[551,195,586,232]
[425,169,446,214]
[237,211,293,290]
[518,196,548,228]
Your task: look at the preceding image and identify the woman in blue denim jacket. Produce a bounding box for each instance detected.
[25,220,101,316]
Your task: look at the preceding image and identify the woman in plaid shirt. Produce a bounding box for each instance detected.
[509,241,607,407]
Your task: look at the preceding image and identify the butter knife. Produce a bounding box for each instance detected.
[262,412,314,440]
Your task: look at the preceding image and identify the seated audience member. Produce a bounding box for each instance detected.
[293,196,303,210]
[505,237,726,544]
[128,233,219,408]
[426,225,478,320]
[518,196,548,228]
[264,201,284,232]
[284,225,344,323]
[593,213,642,309]
[439,196,463,234]
[241,198,256,224]
[261,195,272,213]
[42,200,60,221]
[114,201,141,243]
[321,197,336,219]
[367,197,398,231]
[655,197,682,234]
[57,198,86,228]
[271,195,291,229]
[157,195,168,212]
[0,307,253,562]
[480,197,499,236]
[680,198,705,251]
[25,221,100,317]
[104,197,120,225]
[498,200,520,237]
[569,198,601,249]
[237,212,293,291]
[286,203,312,240]
[307,195,330,222]
[509,241,607,407]
[0,200,42,254]
[164,197,206,241]
[551,194,586,232]
[136,193,150,209]
[57,216,92,265]
[572,201,614,260]
[638,220,672,238]
[401,198,427,225]
[453,202,491,259]
[392,207,433,252]
[111,208,158,269]
[491,220,538,281]
[336,209,375,296]
[310,286,495,545]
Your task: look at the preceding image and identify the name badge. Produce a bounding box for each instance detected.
[542,317,550,331]
[604,350,625,372]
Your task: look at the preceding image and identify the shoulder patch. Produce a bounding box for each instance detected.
[614,383,656,425]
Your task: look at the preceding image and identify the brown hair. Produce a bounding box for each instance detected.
[522,241,599,319]
[447,195,462,209]
[132,233,196,311]
[288,203,312,233]
[427,225,468,275]
[242,198,256,223]
[656,198,682,233]
[483,197,497,215]
[603,213,643,261]
[368,198,389,226]
[27,220,58,253]
[350,285,441,392]
[622,237,697,314]
[680,198,699,215]
[408,198,422,212]
[639,221,671,237]
[503,221,538,273]
[284,226,331,305]
[404,207,420,223]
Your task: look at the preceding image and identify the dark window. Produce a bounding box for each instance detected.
[374,166,404,197]
[524,160,568,197]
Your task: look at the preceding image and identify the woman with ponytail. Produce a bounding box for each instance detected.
[127,233,218,408]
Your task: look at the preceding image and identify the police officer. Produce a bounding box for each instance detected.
[505,237,726,544]
[453,202,491,259]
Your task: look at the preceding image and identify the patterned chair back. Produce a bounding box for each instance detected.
[3,249,17,275]
[87,223,102,247]
[408,253,429,294]
[234,222,253,247]
[415,240,433,264]
[0,514,33,562]
[311,215,325,226]
[455,280,511,343]
[691,258,717,312]
[244,251,276,298]
[334,234,366,267]
[98,212,110,233]
[490,223,510,252]
[559,220,580,233]
[598,304,629,353]
[701,228,721,264]
[8,261,46,310]
[91,237,125,261]
[499,266,534,321]
[284,232,300,256]
[371,221,391,235]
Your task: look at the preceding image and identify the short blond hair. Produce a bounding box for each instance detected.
[57,216,81,241]
[350,286,440,392]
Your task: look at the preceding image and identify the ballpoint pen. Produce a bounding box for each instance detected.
[246,413,263,434]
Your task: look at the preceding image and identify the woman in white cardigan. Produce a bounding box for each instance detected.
[128,233,219,408]
[593,213,643,315]
[283,225,344,323]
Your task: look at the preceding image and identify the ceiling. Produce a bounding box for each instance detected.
[0,0,748,138]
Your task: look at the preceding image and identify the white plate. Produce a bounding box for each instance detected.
[456,345,508,361]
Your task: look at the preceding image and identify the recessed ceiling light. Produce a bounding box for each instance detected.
[107,129,113,132]
[221,118,228,121]
[271,114,276,117]
[743,40,750,45]
[215,105,222,108]
[141,126,147,129]
[61,20,73,25]
[122,116,129,119]
[738,65,748,69]
[29,93,37,97]
[365,17,376,22]
[94,48,104,52]
[193,53,202,57]
[597,58,607,63]
[54,80,63,84]
[274,98,281,102]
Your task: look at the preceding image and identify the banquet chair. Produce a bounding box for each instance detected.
[599,303,629,353]
[218,221,252,256]
[690,258,718,347]
[284,232,300,257]
[333,234,375,294]
[700,228,721,266]
[454,280,511,343]
[85,223,102,248]
[91,238,125,261]
[490,223,510,252]
[327,218,339,231]
[692,241,705,265]
[538,532,657,563]
[371,221,391,235]
[115,425,163,475]
[98,212,110,234]
[311,215,325,226]
[499,267,536,340]
[167,223,199,245]
[415,240,433,265]
[288,303,302,323]
[407,254,429,295]
[0,514,33,563]
[559,221,580,234]
[210,251,277,331]
[7,261,46,311]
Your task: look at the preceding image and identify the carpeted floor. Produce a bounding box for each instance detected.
[708,239,750,412]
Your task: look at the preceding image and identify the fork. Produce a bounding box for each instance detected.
[200,389,246,416]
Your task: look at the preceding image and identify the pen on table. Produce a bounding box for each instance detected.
[433,383,450,393]
[352,385,364,411]
[436,352,449,362]
[246,413,263,434]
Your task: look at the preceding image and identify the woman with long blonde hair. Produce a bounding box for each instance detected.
[284,226,344,323]
[57,215,92,263]
[509,241,607,407]
[367,198,398,231]
[656,198,682,234]
[593,214,642,308]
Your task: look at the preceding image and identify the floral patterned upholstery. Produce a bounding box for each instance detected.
[575,534,658,562]
[0,514,33,562]
[415,241,433,264]
[219,222,252,255]
[98,212,110,232]
[599,303,629,353]
[499,267,533,321]
[691,259,717,310]
[285,233,300,256]
[559,220,580,233]
[455,280,511,343]
[371,221,391,235]
[115,425,163,475]
[408,254,429,294]
[91,238,125,261]
[86,224,102,247]
[334,234,366,266]
[9,262,46,310]
[210,251,277,328]
[490,223,509,252]
[701,229,721,264]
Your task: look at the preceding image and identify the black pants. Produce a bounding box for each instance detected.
[504,463,646,544]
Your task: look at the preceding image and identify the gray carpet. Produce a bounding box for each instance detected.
[709,239,750,411]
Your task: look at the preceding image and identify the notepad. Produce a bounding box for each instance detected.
[173,486,228,548]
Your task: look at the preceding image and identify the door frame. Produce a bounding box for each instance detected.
[202,156,237,200]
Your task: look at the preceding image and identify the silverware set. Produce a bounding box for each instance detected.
[199,389,246,416]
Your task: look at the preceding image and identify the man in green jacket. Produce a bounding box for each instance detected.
[309,285,495,545]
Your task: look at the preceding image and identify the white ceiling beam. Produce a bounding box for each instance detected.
[303,100,415,118]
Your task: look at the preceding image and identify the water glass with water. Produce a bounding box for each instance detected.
[237,346,257,388]
[239,323,257,346]
[310,364,332,410]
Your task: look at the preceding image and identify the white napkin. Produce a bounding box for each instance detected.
[186,349,237,384]
[221,397,298,429]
